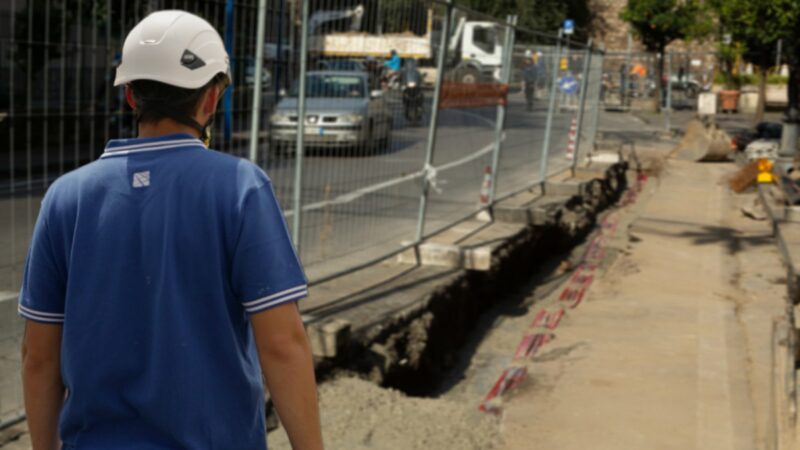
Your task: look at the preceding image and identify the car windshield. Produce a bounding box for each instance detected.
[290,74,365,98]
[320,60,364,72]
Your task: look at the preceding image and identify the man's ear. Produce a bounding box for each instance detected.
[202,85,220,116]
[125,85,136,110]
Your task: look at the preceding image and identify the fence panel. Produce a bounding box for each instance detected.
[493,31,558,199]
[286,1,436,281]
[0,0,606,429]
[578,51,605,162]
[666,52,717,113]
[419,4,507,237]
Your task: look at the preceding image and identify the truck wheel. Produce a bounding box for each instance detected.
[459,67,480,84]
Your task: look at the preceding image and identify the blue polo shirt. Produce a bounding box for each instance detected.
[18,133,307,449]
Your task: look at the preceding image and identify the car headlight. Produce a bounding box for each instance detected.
[270,112,288,123]
[341,114,363,124]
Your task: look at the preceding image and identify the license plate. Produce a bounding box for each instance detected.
[306,126,323,135]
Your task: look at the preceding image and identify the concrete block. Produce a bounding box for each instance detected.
[398,243,462,268]
[397,242,493,271]
[493,203,560,226]
[781,206,800,223]
[698,92,717,115]
[306,318,351,358]
[545,179,585,197]
[739,92,759,114]
[767,85,788,106]
[464,246,492,271]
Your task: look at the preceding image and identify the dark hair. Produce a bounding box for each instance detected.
[129,73,227,125]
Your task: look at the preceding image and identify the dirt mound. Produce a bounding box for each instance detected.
[673,118,732,162]
[267,377,501,450]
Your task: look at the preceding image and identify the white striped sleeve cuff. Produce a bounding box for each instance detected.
[18,304,65,324]
[242,285,308,314]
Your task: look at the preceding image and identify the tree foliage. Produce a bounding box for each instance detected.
[710,0,800,68]
[460,0,593,42]
[620,0,710,53]
[709,0,800,121]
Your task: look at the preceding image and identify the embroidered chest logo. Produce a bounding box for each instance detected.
[132,171,151,188]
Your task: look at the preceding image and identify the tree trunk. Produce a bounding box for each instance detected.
[656,45,665,112]
[756,63,767,124]
[788,63,799,123]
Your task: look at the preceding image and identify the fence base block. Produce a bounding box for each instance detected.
[305,318,352,359]
[545,179,588,197]
[397,243,492,271]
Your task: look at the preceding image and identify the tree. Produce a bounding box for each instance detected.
[462,0,594,43]
[620,0,710,109]
[710,0,800,123]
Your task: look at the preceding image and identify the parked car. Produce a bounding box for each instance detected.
[269,71,392,154]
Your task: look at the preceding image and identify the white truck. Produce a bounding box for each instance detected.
[307,5,505,84]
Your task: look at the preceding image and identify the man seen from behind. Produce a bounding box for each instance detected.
[19,10,323,450]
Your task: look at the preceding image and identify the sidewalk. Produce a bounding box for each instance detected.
[495,156,788,448]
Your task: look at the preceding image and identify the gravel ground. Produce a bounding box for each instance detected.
[267,377,501,450]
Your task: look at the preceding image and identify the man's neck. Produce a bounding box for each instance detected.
[137,118,201,139]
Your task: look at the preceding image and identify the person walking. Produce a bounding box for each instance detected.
[522,50,540,112]
[18,10,323,450]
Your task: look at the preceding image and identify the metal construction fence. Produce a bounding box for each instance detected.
[0,0,605,427]
[601,50,718,115]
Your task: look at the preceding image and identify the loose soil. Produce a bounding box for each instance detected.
[267,377,501,450]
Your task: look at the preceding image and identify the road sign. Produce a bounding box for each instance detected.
[560,57,569,71]
[559,75,579,95]
[564,19,575,35]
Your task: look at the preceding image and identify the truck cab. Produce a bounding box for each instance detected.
[449,20,504,84]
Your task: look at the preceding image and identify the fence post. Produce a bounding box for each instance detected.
[488,15,517,206]
[571,38,593,175]
[585,50,605,160]
[291,0,310,249]
[539,28,564,187]
[248,0,268,163]
[664,52,672,132]
[414,0,454,242]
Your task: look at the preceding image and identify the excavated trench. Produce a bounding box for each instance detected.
[314,162,633,397]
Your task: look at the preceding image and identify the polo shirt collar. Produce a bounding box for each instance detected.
[101,133,205,158]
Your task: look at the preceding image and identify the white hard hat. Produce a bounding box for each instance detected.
[525,49,533,58]
[114,10,230,89]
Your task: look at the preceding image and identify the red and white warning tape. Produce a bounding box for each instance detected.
[478,173,649,414]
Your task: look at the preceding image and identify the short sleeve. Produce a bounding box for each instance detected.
[231,180,307,315]
[18,212,66,324]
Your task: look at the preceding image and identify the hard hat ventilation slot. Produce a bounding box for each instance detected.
[181,50,206,70]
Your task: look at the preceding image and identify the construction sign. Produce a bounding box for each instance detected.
[439,82,509,109]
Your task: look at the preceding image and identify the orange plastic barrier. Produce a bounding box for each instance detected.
[438,82,509,109]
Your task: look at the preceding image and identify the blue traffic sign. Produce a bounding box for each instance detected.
[564,19,575,35]
[559,75,578,95]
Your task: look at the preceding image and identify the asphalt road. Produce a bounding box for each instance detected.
[265,89,580,280]
[0,88,584,291]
